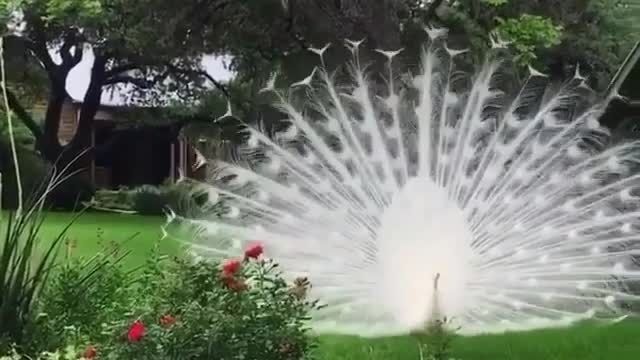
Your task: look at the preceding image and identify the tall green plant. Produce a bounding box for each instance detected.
[0,208,76,349]
[0,33,84,352]
[0,36,21,214]
[0,154,88,350]
[0,149,88,352]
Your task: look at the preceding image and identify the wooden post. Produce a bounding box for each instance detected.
[178,136,187,180]
[169,141,176,183]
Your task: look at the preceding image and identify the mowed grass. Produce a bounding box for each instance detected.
[27,212,640,359]
[34,210,182,267]
[316,319,640,359]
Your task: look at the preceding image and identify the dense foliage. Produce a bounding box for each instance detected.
[0,0,637,162]
[4,241,320,359]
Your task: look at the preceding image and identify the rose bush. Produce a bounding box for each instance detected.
[14,242,320,359]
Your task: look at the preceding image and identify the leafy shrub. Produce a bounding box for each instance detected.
[1,344,93,360]
[411,275,460,360]
[129,184,172,215]
[103,255,319,359]
[0,206,75,353]
[24,247,132,354]
[495,14,563,66]
[416,317,458,360]
[130,180,211,217]
[92,180,214,217]
[22,243,320,359]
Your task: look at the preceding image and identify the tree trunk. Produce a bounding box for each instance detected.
[27,56,107,185]
[5,89,43,145]
[39,83,66,163]
[53,56,108,177]
[74,57,106,145]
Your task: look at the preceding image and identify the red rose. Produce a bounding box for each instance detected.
[244,242,264,259]
[160,314,176,327]
[222,259,241,276]
[83,346,97,359]
[127,320,145,342]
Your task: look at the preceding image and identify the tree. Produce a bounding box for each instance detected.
[149,0,634,153]
[406,0,635,88]
[0,0,227,168]
[2,0,635,172]
[198,0,634,91]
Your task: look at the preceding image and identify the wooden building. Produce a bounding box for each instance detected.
[57,98,204,190]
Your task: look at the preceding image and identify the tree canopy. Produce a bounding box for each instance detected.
[0,0,637,168]
[167,0,638,145]
[0,0,226,164]
[205,0,636,88]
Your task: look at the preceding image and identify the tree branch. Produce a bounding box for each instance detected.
[23,14,58,74]
[103,67,174,90]
[104,59,247,121]
[104,63,141,78]
[162,62,232,100]
[59,31,85,71]
[25,37,57,74]
[200,71,231,99]
[104,74,153,88]
[59,32,75,62]
[4,88,43,142]
[164,62,257,120]
[73,41,84,64]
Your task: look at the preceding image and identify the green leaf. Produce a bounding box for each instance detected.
[494,14,563,66]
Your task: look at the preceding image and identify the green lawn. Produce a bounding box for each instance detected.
[36,210,181,267]
[316,319,640,359]
[31,211,640,359]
